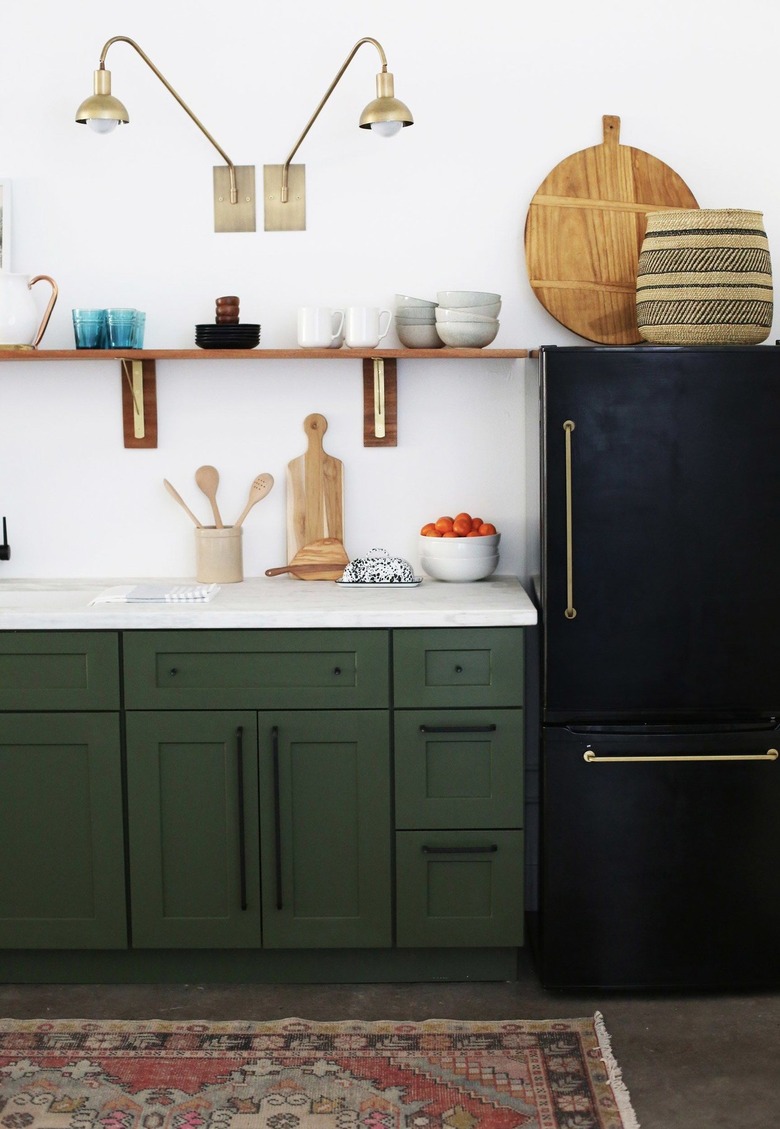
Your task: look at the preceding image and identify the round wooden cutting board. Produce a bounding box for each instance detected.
[524,115,698,344]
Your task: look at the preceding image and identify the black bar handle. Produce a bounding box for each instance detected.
[272,725,283,910]
[422,844,498,854]
[419,724,497,734]
[235,726,247,911]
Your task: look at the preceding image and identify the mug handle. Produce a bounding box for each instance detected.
[331,309,345,342]
[28,275,59,349]
[377,308,392,343]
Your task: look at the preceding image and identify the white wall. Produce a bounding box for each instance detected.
[2,0,778,583]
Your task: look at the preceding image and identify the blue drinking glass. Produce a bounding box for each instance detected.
[72,308,106,349]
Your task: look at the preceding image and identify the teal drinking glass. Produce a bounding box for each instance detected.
[105,308,137,348]
[72,308,106,349]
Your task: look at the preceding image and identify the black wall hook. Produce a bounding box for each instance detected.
[0,517,10,561]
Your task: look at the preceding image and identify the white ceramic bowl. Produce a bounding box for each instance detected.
[420,532,500,556]
[395,294,438,308]
[436,320,499,348]
[436,290,501,308]
[421,554,499,581]
[395,307,438,322]
[459,300,501,318]
[435,307,498,324]
[397,323,443,349]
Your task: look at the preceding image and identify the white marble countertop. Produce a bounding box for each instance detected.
[0,575,537,630]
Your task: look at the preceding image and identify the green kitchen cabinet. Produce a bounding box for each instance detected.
[125,711,261,948]
[0,712,126,949]
[258,711,392,949]
[392,628,525,949]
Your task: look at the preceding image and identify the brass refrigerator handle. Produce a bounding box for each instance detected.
[563,420,576,619]
[584,748,779,764]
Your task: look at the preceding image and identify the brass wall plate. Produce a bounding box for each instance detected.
[213,165,256,232]
[263,164,306,230]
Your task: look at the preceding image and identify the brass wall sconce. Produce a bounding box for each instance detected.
[264,37,413,231]
[75,36,256,232]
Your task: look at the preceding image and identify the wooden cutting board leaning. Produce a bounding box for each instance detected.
[286,412,345,562]
[524,115,699,344]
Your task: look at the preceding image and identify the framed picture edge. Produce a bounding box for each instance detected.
[0,179,11,272]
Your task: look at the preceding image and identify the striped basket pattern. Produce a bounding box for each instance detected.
[636,209,773,344]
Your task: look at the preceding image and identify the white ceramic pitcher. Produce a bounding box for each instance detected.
[0,272,59,349]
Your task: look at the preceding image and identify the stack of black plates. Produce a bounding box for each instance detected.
[195,323,261,349]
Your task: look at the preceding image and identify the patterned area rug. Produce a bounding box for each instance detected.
[0,1016,639,1129]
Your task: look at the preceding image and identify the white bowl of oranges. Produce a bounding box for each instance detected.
[419,513,500,580]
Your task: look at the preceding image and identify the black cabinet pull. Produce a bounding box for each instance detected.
[272,725,283,910]
[422,844,498,854]
[455,665,464,673]
[168,667,178,676]
[334,666,342,676]
[419,724,497,734]
[236,726,247,911]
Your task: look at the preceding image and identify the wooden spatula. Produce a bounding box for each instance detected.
[265,537,349,581]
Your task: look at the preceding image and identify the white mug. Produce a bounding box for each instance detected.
[297,306,345,348]
[345,306,392,348]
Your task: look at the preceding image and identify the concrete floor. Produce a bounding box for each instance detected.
[1,949,778,1129]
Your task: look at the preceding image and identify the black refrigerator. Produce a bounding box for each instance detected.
[535,345,780,990]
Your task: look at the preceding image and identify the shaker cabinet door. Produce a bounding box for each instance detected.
[126,711,261,948]
[259,711,392,949]
[0,713,126,949]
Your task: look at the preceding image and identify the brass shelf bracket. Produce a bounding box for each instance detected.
[362,356,397,446]
[120,358,158,448]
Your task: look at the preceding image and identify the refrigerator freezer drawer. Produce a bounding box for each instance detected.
[539,722,780,989]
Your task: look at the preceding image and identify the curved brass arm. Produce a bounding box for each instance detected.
[98,36,238,202]
[281,37,390,203]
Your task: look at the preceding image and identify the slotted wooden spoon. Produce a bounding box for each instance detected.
[233,473,274,527]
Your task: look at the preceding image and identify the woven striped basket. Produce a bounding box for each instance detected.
[636,208,773,345]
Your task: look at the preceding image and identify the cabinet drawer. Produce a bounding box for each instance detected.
[394,709,523,829]
[123,629,389,709]
[393,628,523,708]
[0,632,120,710]
[395,830,524,947]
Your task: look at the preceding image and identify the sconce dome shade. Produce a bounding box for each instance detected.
[75,92,130,127]
[359,95,414,130]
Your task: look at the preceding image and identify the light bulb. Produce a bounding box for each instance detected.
[370,120,403,138]
[87,118,120,134]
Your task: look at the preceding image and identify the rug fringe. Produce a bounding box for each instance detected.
[594,1011,641,1129]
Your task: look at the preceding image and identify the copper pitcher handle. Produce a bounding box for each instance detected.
[28,275,59,349]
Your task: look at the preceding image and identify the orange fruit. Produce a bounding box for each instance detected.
[434,516,454,533]
[478,522,497,536]
[454,512,472,526]
[452,516,472,536]
[466,530,481,537]
[425,528,443,537]
[442,531,458,537]
[471,516,484,530]
[420,522,437,536]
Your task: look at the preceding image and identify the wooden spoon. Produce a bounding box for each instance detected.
[233,473,275,528]
[163,478,202,527]
[195,464,224,528]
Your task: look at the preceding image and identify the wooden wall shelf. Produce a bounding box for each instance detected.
[0,347,529,449]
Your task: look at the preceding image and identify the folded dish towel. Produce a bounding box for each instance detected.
[90,583,220,605]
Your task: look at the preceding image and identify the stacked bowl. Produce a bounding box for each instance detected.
[394,295,443,349]
[435,290,501,348]
[419,531,500,581]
